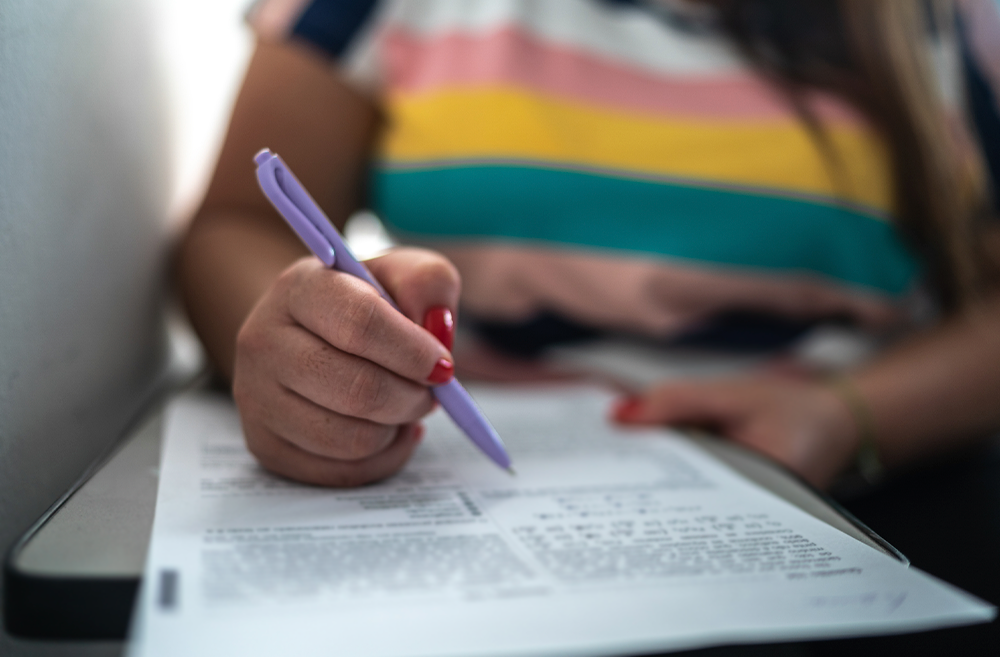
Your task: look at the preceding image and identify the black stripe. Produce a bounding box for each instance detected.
[961,19,1000,211]
[292,0,379,58]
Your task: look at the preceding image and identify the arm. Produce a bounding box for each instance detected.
[853,292,1000,465]
[614,290,1000,488]
[176,40,461,486]
[177,40,377,378]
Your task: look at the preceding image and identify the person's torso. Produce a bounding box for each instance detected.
[254,0,940,349]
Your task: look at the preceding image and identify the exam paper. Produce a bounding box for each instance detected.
[128,385,994,657]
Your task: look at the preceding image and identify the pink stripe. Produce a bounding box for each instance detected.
[381,26,864,124]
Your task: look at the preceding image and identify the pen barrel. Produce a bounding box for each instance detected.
[432,380,511,469]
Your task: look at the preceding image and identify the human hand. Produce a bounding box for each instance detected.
[232,248,460,486]
[612,374,860,488]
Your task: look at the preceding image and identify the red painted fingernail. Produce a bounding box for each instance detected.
[427,358,454,385]
[612,397,644,422]
[423,306,455,351]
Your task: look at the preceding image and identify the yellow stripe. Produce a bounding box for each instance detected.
[382,87,893,215]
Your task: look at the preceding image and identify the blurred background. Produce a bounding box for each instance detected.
[154,0,254,231]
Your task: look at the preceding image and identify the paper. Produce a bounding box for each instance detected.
[128,385,994,657]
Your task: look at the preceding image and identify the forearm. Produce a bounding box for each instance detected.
[855,293,1000,466]
[174,40,379,379]
[176,211,306,379]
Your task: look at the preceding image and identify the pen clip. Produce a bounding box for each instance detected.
[256,149,391,300]
[255,150,336,268]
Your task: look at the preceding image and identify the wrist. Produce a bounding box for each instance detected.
[822,373,885,483]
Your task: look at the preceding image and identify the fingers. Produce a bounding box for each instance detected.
[612,380,747,427]
[268,324,435,425]
[234,333,427,484]
[366,248,461,325]
[247,382,399,460]
[232,249,460,489]
[282,259,453,385]
[245,420,424,487]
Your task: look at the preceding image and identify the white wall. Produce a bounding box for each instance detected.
[0,1,253,654]
[151,0,254,229]
[0,0,167,554]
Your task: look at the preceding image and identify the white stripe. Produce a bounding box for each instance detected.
[341,1,392,91]
[247,0,313,41]
[379,0,746,78]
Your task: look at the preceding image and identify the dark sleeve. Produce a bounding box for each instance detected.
[290,0,379,58]
[248,0,380,60]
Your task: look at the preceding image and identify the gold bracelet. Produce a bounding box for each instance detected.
[824,374,884,483]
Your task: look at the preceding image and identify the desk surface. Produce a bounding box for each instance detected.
[9,408,1000,656]
[14,413,161,578]
[7,418,1000,657]
[8,395,895,578]
[5,334,1000,656]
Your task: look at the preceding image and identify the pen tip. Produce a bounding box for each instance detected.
[505,467,517,476]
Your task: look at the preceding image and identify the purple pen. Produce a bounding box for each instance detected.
[254,148,513,472]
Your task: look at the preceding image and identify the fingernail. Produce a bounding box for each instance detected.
[427,358,454,385]
[612,397,644,422]
[423,306,455,351]
[413,424,426,443]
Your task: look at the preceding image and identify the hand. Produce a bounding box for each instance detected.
[612,374,860,488]
[232,248,460,486]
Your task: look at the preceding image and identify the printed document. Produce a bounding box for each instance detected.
[128,385,994,657]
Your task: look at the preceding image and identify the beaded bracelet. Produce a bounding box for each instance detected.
[824,374,885,483]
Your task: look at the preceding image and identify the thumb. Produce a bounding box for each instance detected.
[365,248,461,348]
[611,381,744,428]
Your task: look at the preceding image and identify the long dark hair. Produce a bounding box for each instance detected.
[702,0,992,311]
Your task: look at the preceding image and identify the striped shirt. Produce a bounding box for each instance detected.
[251,0,1000,351]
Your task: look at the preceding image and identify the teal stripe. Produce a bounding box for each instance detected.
[372,165,920,297]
